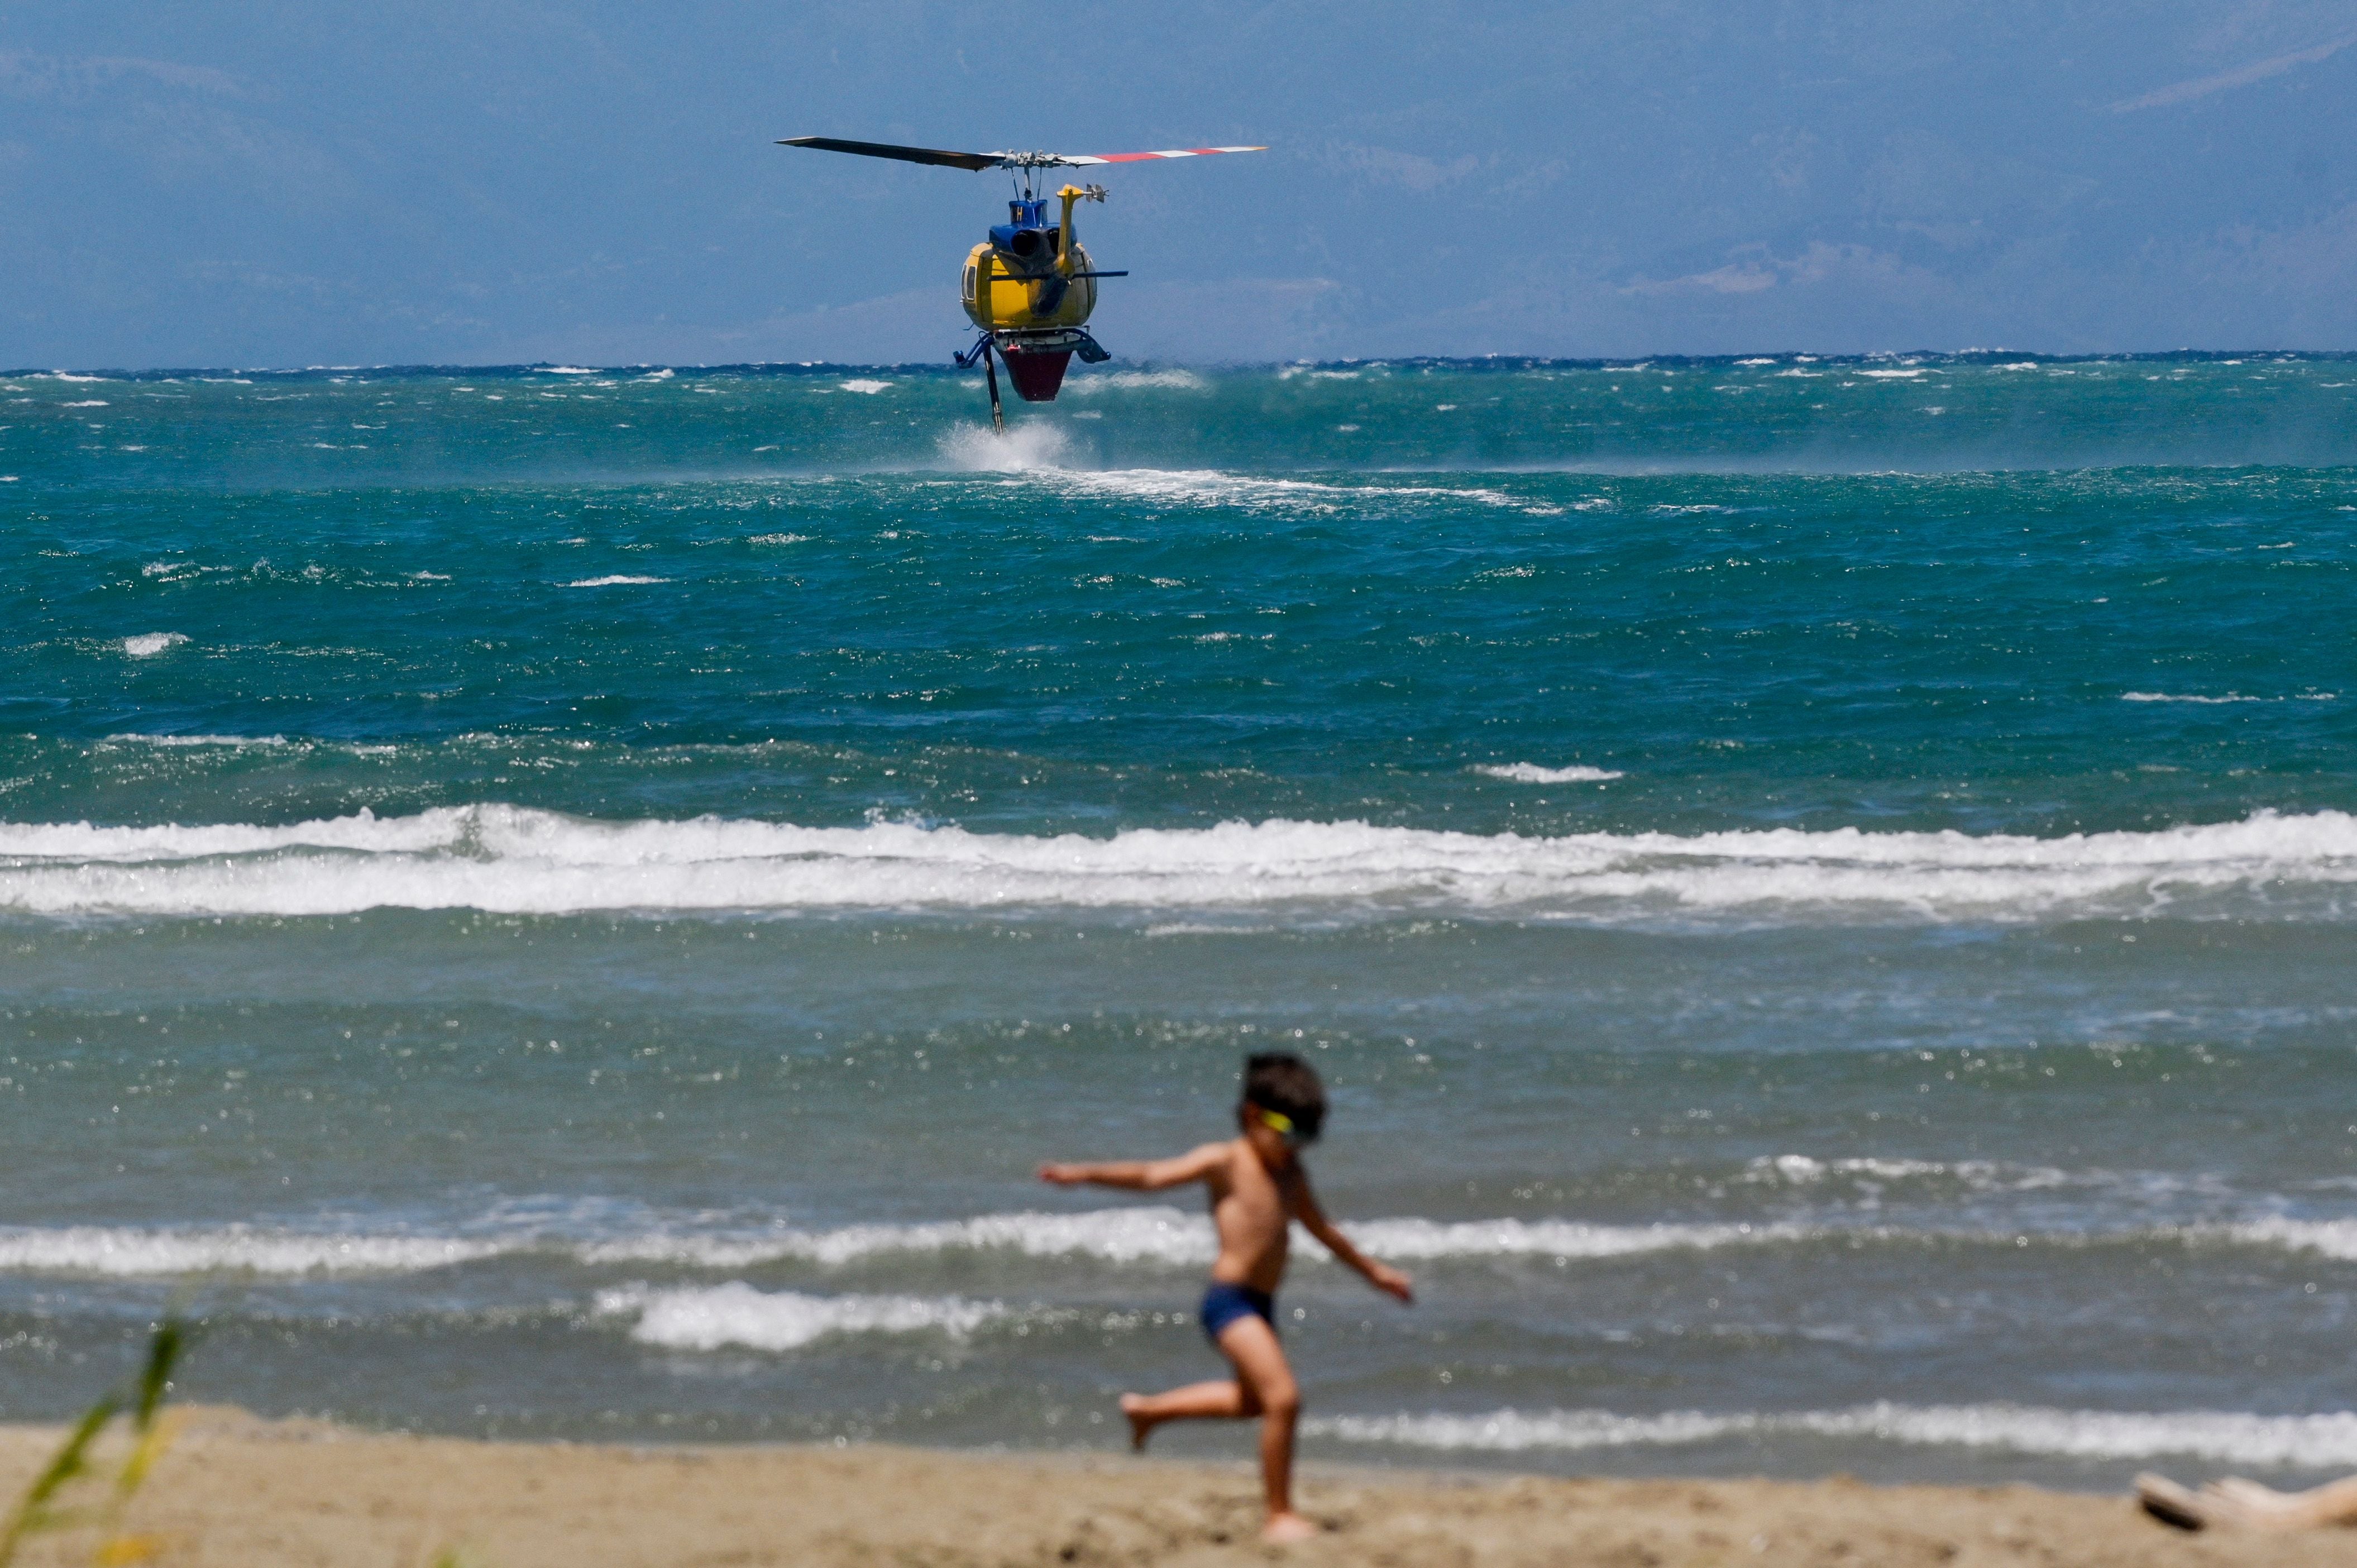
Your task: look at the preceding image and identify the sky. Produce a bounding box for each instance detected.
[3,2,2355,368]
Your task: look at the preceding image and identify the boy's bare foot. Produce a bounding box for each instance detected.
[1261,1512,1319,1544]
[1118,1393,1154,1452]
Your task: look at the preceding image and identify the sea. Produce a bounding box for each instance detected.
[5,352,2357,1490]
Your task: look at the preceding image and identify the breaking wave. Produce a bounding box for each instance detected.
[4,805,2356,922]
[595,1283,1005,1351]
[1309,1403,2357,1468]
[2200,1216,2357,1260]
[1473,763,1625,783]
[13,1207,2357,1279]
[580,1211,1794,1270]
[101,733,289,749]
[0,1211,1800,1278]
[0,1226,505,1277]
[583,1208,1218,1269]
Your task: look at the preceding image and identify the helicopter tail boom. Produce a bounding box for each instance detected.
[1055,184,1104,278]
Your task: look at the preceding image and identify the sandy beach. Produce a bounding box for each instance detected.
[3,1407,2353,1567]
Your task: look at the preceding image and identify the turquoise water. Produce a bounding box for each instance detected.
[5,354,2357,1486]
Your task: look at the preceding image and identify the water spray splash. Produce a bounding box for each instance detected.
[936,421,1074,473]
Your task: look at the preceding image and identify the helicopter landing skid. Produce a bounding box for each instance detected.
[954,332,1006,431]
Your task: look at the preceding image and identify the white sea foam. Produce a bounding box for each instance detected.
[539,366,597,375]
[0,1226,504,1277]
[2121,691,2337,705]
[102,733,289,749]
[581,1212,1801,1269]
[121,633,188,658]
[564,576,667,587]
[932,425,1533,512]
[0,1213,1197,1278]
[1067,370,1208,393]
[1742,1154,2069,1192]
[2198,1217,2357,1260]
[596,1283,1006,1351]
[0,1210,1210,1277]
[9,1208,2357,1280]
[1049,470,1527,515]
[1749,1154,1945,1183]
[1308,1403,2357,1467]
[1857,369,1926,380]
[63,399,109,408]
[838,379,892,394]
[1473,763,1624,783]
[5,804,2356,922]
[1342,1217,1808,1260]
[0,1210,1802,1278]
[581,1207,1215,1269]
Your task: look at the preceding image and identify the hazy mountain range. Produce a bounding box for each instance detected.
[4,1,2353,366]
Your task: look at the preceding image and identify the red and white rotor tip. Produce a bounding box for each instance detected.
[1059,146,1268,165]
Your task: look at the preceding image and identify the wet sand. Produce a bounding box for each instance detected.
[5,1407,2355,1567]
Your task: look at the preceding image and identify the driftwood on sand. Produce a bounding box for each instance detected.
[2139,1470,2357,1532]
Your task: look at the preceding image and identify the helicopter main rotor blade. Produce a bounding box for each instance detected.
[779,138,1269,172]
[776,136,1006,172]
[1051,146,1268,165]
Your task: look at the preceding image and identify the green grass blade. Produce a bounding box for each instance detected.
[130,1324,183,1432]
[0,1395,123,1568]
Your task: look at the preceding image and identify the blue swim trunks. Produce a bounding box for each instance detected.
[1199,1282,1277,1344]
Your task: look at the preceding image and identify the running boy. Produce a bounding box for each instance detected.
[1038,1051,1413,1543]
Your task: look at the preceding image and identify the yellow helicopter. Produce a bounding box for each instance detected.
[778,136,1265,426]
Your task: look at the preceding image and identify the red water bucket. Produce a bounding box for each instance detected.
[1000,347,1073,403]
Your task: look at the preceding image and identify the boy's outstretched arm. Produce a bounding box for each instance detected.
[1039,1142,1227,1191]
[1292,1178,1414,1303]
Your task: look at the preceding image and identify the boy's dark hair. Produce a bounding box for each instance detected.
[1241,1052,1326,1141]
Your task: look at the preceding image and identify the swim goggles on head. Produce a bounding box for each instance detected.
[1254,1105,1317,1148]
